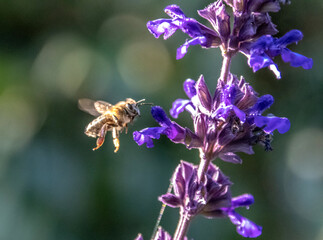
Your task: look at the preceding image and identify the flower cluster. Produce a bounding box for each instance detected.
[134,73,290,163]
[133,0,312,239]
[160,161,262,238]
[147,1,312,78]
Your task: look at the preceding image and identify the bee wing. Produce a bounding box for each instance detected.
[78,98,114,116]
[94,101,113,114]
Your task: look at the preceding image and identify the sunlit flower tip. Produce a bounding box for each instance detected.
[134,233,144,240]
[248,30,313,78]
[183,79,197,98]
[164,5,186,18]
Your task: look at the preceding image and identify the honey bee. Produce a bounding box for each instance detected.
[78,98,148,152]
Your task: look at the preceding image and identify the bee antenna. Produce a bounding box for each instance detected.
[137,99,153,106]
[138,102,153,106]
[136,99,146,104]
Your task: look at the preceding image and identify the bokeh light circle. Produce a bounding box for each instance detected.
[117,40,173,94]
[286,127,323,180]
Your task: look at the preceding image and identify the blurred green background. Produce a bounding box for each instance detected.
[0,0,322,239]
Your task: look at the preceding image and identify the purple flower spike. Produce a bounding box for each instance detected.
[158,161,261,238]
[248,30,313,78]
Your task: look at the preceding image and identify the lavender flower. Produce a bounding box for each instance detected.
[147,1,312,77]
[133,74,290,163]
[159,161,262,238]
[133,1,312,239]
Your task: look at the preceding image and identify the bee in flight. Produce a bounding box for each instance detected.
[78,98,149,152]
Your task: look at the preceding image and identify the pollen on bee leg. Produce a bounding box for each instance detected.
[92,124,107,151]
[112,128,120,153]
[93,137,105,151]
[113,138,120,153]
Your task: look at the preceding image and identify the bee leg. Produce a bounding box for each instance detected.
[112,127,120,153]
[124,124,128,134]
[93,124,107,151]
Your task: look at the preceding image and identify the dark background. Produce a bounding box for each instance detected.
[0,0,322,239]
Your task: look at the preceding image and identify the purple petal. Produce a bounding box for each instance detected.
[254,115,290,134]
[250,35,274,53]
[151,106,172,126]
[172,161,195,200]
[133,127,168,148]
[173,163,186,199]
[218,152,243,164]
[248,0,281,13]
[231,194,254,208]
[248,53,281,79]
[196,75,212,111]
[224,141,255,155]
[198,1,230,40]
[249,94,274,115]
[170,99,191,118]
[176,36,207,59]
[281,49,313,69]
[164,4,186,19]
[233,106,246,123]
[248,53,274,72]
[147,19,179,39]
[228,211,262,238]
[159,193,182,208]
[275,29,303,47]
[183,78,197,98]
[180,161,195,183]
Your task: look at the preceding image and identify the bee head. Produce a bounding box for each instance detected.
[125,98,141,116]
[125,98,153,116]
